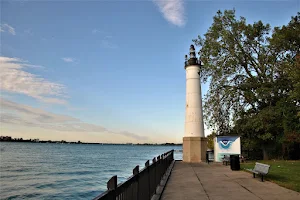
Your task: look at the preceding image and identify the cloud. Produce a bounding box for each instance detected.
[0,56,66,104]
[24,29,33,36]
[62,57,75,63]
[0,24,16,35]
[0,98,148,141]
[153,0,186,27]
[92,29,105,34]
[100,39,118,49]
[92,29,118,49]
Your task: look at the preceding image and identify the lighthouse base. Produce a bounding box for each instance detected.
[183,137,207,162]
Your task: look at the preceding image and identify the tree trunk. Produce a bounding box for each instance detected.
[282,143,286,160]
[262,145,269,160]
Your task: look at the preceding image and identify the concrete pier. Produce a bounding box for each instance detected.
[161,162,299,200]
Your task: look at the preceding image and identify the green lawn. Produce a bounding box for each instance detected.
[241,160,300,192]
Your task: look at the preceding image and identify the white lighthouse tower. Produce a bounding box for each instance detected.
[183,45,207,162]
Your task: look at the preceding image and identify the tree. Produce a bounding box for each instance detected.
[193,10,300,159]
[207,131,217,150]
[269,13,300,159]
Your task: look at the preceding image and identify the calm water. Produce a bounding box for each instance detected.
[0,142,182,200]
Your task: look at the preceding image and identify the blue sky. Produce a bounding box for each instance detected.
[1,0,299,143]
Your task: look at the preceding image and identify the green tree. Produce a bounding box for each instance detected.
[193,10,300,159]
[269,13,300,159]
[207,131,217,150]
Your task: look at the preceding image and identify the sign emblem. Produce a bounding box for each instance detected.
[219,139,233,149]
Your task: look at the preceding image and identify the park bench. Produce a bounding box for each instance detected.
[246,162,270,182]
[222,155,230,166]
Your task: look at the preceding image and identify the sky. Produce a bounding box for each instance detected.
[1,0,299,144]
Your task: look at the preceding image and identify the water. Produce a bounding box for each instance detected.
[0,142,182,200]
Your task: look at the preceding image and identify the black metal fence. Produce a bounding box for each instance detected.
[93,150,174,200]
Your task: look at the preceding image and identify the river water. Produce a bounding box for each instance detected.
[0,142,182,199]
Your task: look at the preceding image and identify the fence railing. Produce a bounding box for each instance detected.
[93,150,174,200]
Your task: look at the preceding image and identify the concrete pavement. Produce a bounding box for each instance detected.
[161,161,299,200]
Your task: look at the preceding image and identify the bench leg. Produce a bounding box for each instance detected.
[253,173,255,178]
[261,175,264,182]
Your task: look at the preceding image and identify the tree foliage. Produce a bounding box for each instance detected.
[193,10,300,159]
[207,131,216,150]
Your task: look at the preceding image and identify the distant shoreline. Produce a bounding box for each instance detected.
[0,137,182,146]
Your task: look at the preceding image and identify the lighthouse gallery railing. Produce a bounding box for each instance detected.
[93,150,174,200]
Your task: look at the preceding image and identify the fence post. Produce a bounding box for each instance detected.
[157,155,160,186]
[145,160,150,200]
[107,175,117,200]
[133,165,139,200]
[133,165,139,175]
[161,154,164,178]
[152,157,156,194]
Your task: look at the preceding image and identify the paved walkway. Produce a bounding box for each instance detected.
[161,161,299,200]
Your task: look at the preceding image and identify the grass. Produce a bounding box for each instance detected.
[241,160,300,192]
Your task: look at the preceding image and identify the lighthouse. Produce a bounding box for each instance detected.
[183,45,207,162]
